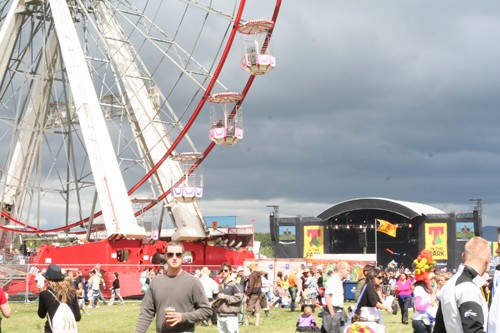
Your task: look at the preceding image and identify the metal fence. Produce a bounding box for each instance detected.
[0,254,224,302]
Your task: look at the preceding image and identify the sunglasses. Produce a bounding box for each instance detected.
[166,252,183,259]
[376,276,383,279]
[222,269,230,273]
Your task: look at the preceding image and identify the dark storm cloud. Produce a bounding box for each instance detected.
[199,1,500,231]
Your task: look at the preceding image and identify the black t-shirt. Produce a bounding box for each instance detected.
[317,275,324,288]
[37,289,81,332]
[358,282,379,308]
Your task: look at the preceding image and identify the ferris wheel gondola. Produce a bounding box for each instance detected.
[239,19,277,75]
[209,92,244,146]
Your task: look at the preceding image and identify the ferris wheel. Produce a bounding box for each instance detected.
[0,0,281,247]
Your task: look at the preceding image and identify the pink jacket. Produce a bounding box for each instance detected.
[396,278,413,297]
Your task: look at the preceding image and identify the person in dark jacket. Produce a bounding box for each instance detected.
[244,263,262,326]
[434,237,490,333]
[38,264,81,333]
[214,263,244,333]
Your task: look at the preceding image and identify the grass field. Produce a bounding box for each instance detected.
[2,301,409,332]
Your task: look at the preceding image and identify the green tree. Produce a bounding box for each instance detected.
[254,233,275,258]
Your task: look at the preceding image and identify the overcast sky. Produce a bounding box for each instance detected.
[2,0,498,235]
[198,0,500,232]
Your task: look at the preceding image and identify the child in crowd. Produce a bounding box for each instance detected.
[296,306,320,332]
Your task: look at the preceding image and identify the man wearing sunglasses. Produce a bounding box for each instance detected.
[135,241,212,333]
[212,263,244,333]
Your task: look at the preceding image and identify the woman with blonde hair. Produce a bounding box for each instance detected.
[38,264,81,333]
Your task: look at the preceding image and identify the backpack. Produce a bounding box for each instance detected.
[47,290,78,333]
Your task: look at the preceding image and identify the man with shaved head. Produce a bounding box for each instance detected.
[487,226,500,333]
[434,236,490,333]
[322,261,351,333]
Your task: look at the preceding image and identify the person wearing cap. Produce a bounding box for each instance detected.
[303,269,318,306]
[135,241,211,333]
[234,266,246,325]
[244,263,262,326]
[235,267,245,290]
[213,263,243,333]
[37,264,81,333]
[199,267,218,326]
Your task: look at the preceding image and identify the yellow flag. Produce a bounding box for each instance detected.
[377,219,397,237]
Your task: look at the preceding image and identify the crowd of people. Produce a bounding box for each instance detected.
[32,263,129,332]
[329,234,498,333]
[1,229,499,333]
[135,241,274,332]
[35,264,126,311]
[284,235,498,333]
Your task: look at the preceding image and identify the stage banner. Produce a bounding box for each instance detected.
[425,223,448,260]
[303,225,324,258]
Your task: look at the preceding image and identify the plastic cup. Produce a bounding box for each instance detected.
[165,307,176,326]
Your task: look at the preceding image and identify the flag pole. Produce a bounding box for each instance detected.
[375,218,378,265]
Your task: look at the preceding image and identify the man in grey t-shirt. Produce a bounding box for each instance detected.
[135,241,212,333]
